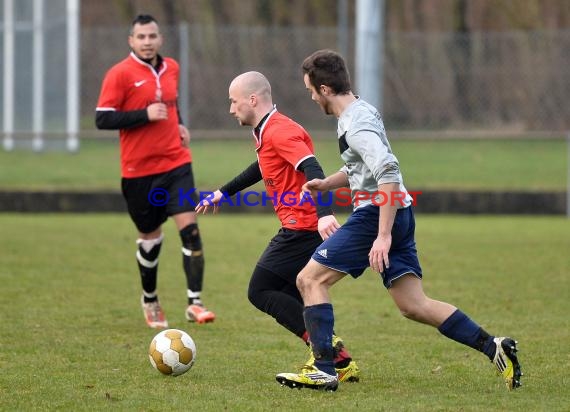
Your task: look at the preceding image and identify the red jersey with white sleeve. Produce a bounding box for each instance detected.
[96,52,191,178]
[255,109,318,231]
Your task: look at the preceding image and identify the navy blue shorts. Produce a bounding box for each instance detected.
[312,205,422,288]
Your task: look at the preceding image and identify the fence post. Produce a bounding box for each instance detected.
[66,0,80,153]
[179,22,190,126]
[32,0,45,152]
[2,0,15,151]
[356,0,384,110]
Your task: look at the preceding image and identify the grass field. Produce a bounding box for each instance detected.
[1,213,569,411]
[0,137,566,192]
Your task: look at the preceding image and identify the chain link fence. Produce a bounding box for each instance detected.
[383,29,570,132]
[8,23,570,136]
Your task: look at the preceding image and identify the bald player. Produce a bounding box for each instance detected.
[195,71,360,382]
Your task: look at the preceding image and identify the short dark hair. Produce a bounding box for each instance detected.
[131,14,158,29]
[302,49,351,95]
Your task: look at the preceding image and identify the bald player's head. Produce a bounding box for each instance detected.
[228,71,274,127]
[230,71,271,100]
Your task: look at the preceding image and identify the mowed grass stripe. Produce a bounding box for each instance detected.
[0,137,566,191]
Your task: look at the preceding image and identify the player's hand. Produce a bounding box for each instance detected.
[179,125,191,147]
[369,235,391,273]
[302,178,328,200]
[147,103,168,121]
[317,215,341,240]
[195,190,224,214]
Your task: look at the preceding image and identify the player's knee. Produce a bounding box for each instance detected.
[247,278,276,313]
[296,261,327,295]
[296,271,311,295]
[180,223,203,254]
[247,286,265,310]
[136,233,164,266]
[248,271,267,309]
[398,307,416,320]
[247,276,257,303]
[396,301,424,321]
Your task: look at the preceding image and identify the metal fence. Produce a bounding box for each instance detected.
[1,0,80,151]
[1,0,69,133]
[6,22,570,136]
[383,29,570,132]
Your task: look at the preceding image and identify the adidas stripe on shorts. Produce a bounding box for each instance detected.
[311,205,422,288]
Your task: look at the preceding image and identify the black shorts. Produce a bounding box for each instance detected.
[121,163,198,234]
[257,228,324,283]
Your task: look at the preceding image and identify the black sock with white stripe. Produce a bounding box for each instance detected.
[136,236,163,303]
[180,224,205,305]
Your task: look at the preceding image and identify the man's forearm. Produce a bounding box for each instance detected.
[378,182,399,237]
[95,109,149,130]
[324,171,349,190]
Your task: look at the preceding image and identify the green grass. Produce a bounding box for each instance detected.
[0,137,566,191]
[391,138,567,191]
[1,213,569,411]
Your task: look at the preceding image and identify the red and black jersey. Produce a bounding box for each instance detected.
[254,109,318,230]
[96,52,191,178]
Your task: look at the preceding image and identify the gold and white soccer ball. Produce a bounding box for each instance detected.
[148,329,196,376]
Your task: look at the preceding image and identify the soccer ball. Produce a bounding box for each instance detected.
[148,329,197,376]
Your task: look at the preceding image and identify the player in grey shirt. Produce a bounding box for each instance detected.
[275,49,522,392]
[337,98,412,210]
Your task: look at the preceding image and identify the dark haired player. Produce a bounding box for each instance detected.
[95,14,215,328]
[275,49,522,391]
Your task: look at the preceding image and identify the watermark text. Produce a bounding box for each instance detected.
[147,188,422,208]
